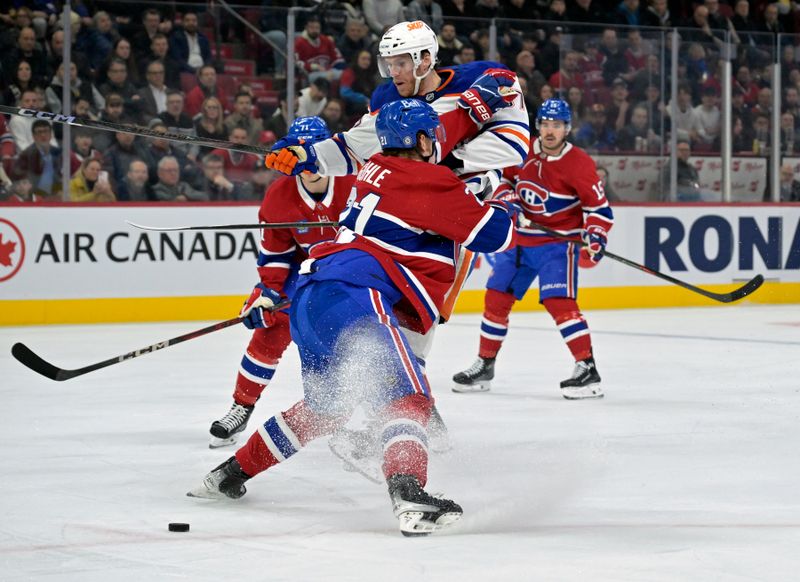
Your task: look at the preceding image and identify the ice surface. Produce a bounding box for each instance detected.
[2,305,799,581]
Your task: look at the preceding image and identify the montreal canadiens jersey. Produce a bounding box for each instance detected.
[257,174,355,291]
[494,139,614,246]
[312,61,530,189]
[309,153,516,332]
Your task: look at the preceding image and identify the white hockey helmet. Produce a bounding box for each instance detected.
[378,21,438,92]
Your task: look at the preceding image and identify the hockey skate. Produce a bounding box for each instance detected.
[187,456,251,499]
[328,428,383,484]
[209,402,254,448]
[452,357,495,393]
[560,357,603,400]
[388,474,463,537]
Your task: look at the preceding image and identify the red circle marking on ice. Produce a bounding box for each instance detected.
[0,218,25,283]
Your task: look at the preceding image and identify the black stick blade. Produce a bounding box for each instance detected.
[724,274,765,303]
[11,343,69,381]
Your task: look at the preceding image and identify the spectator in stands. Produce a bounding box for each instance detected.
[548,50,585,94]
[666,83,699,143]
[752,113,771,155]
[0,115,15,174]
[436,22,464,67]
[405,0,444,32]
[759,3,783,35]
[730,0,758,48]
[567,0,602,31]
[3,178,39,203]
[615,0,643,25]
[339,50,380,117]
[784,87,800,129]
[209,126,259,185]
[296,15,345,84]
[132,8,163,62]
[734,65,760,106]
[82,11,119,73]
[441,0,475,22]
[200,153,241,201]
[144,121,201,186]
[682,4,726,47]
[703,0,731,32]
[362,0,405,36]
[596,166,621,203]
[566,86,586,129]
[263,91,291,138]
[97,59,138,106]
[777,164,800,201]
[152,156,207,202]
[139,33,181,90]
[69,129,102,176]
[184,64,219,118]
[540,0,564,25]
[225,92,264,146]
[137,60,169,123]
[2,59,41,107]
[658,140,702,202]
[0,6,31,51]
[69,157,115,202]
[93,94,128,152]
[515,50,546,99]
[117,159,152,202]
[45,61,104,116]
[195,96,228,160]
[169,12,211,73]
[624,30,648,71]
[606,78,631,133]
[531,83,554,114]
[780,112,796,155]
[629,54,662,103]
[297,77,330,118]
[161,90,196,158]
[642,0,673,28]
[337,18,373,65]
[12,119,61,198]
[469,28,493,62]
[8,90,51,152]
[616,104,663,153]
[103,131,149,188]
[321,98,348,134]
[722,114,753,153]
[98,38,140,86]
[751,87,773,119]
[2,26,48,86]
[600,28,634,87]
[575,103,617,152]
[693,86,721,149]
[454,44,476,65]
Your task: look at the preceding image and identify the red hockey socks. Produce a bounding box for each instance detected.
[232,313,292,406]
[234,400,344,477]
[543,297,593,362]
[478,289,517,359]
[381,394,432,487]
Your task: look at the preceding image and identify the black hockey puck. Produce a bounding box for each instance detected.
[168,522,190,532]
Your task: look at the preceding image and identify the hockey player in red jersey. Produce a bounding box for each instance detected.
[452,99,614,399]
[189,100,517,537]
[207,117,354,448]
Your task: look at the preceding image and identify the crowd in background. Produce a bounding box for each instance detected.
[1,0,800,203]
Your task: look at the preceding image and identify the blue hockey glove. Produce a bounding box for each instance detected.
[265,137,319,176]
[580,226,608,266]
[457,68,518,125]
[240,283,283,329]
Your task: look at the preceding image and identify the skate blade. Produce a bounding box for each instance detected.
[561,383,604,400]
[398,511,463,537]
[186,485,226,499]
[208,434,240,449]
[452,381,491,393]
[328,440,383,484]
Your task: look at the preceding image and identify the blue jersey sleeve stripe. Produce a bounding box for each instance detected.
[483,119,531,133]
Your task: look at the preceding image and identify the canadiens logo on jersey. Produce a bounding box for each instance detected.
[517,179,549,214]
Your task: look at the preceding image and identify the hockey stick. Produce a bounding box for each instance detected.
[0,104,269,156]
[126,220,339,232]
[529,222,764,303]
[11,300,291,382]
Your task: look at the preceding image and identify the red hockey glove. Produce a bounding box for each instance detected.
[240,284,283,329]
[457,68,519,125]
[579,226,608,268]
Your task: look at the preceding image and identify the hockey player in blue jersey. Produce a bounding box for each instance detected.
[188,99,517,537]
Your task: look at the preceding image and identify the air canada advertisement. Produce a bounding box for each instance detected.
[0,205,798,301]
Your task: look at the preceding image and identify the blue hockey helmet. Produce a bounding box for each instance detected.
[375,99,441,150]
[287,116,331,143]
[536,98,572,132]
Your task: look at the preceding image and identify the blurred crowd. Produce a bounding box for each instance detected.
[1,0,800,203]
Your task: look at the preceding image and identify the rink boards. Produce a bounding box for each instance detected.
[0,203,798,325]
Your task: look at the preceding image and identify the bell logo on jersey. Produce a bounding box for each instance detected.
[517,180,549,213]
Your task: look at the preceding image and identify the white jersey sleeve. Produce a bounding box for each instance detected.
[313,113,381,177]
